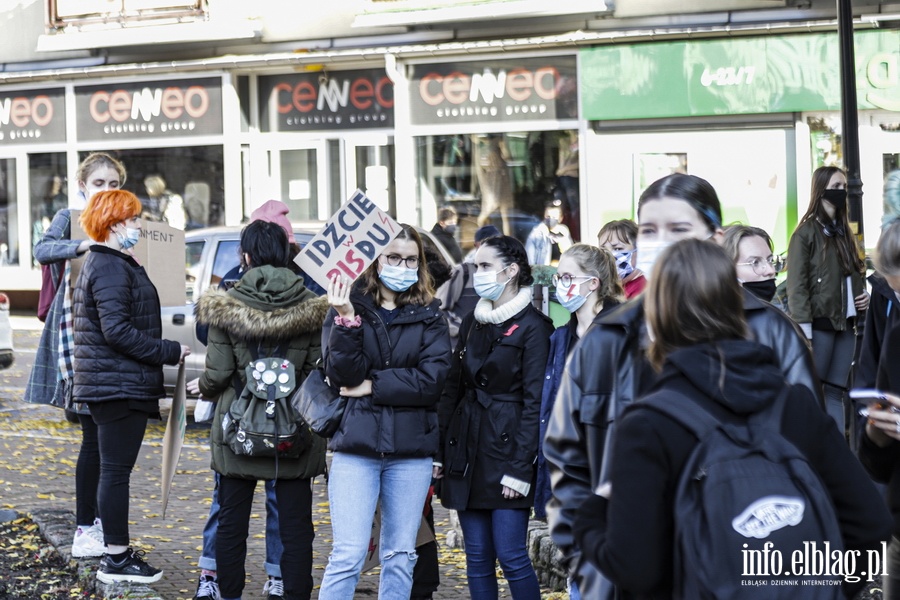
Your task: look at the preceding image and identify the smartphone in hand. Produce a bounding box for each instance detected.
[850,388,896,417]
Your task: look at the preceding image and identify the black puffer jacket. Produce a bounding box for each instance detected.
[323,289,451,458]
[73,245,182,403]
[543,290,822,598]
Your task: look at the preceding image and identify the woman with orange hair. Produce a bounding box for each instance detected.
[73,189,190,585]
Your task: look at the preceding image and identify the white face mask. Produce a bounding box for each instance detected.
[635,239,673,281]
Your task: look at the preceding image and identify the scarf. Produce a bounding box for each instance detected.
[473,287,533,325]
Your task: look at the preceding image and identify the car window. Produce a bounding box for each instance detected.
[210,240,241,290]
[185,241,205,303]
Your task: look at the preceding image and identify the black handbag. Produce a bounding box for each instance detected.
[291,368,346,438]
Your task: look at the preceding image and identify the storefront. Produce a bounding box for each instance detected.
[579,29,900,253]
[240,67,397,221]
[404,53,583,249]
[0,73,234,291]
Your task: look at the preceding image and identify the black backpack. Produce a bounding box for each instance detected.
[223,343,312,460]
[637,385,843,599]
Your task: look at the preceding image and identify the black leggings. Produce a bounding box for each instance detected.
[216,476,314,600]
[92,408,148,547]
[75,413,100,526]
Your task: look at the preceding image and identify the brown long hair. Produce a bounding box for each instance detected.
[800,166,865,275]
[645,239,748,370]
[358,224,435,307]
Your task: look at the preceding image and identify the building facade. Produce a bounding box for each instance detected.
[1,0,898,293]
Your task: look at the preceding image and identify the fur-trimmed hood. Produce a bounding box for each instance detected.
[196,266,328,341]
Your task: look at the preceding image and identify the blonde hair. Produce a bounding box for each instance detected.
[645,239,748,370]
[561,244,625,310]
[80,190,142,242]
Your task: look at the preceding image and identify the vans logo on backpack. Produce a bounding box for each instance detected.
[732,496,805,539]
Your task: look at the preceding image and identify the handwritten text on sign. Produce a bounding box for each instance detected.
[296,190,400,289]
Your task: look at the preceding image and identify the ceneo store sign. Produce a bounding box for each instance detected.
[258,69,395,131]
[409,56,578,125]
[75,77,223,140]
[0,88,66,144]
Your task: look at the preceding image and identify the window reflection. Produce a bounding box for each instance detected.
[0,159,18,266]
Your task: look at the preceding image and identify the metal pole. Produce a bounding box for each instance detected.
[838,0,865,248]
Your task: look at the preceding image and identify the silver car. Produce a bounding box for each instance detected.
[0,292,12,370]
[161,223,457,394]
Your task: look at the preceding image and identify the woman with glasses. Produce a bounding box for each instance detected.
[535,244,623,600]
[320,224,451,599]
[788,166,869,434]
[723,225,783,304]
[437,235,554,600]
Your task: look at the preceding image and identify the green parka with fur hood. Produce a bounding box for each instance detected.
[196,265,329,481]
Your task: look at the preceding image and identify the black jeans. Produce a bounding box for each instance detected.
[91,407,148,547]
[216,476,314,600]
[76,413,100,526]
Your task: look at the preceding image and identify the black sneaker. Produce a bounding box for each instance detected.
[193,574,220,600]
[263,576,284,600]
[96,548,163,584]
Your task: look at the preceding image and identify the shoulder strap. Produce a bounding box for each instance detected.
[637,391,722,440]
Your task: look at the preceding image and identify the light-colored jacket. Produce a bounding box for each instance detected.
[525,222,573,265]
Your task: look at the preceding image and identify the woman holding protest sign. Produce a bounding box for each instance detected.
[319,224,451,599]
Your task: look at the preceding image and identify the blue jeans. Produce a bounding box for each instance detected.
[200,472,282,578]
[457,508,540,600]
[319,452,432,600]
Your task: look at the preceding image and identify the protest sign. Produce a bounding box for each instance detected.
[161,363,186,518]
[295,190,400,291]
[69,212,186,307]
[362,504,435,572]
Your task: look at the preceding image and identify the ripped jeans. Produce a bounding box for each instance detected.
[318,452,432,600]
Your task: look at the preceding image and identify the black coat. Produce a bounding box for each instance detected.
[438,302,554,510]
[323,290,451,458]
[543,290,822,597]
[854,273,900,389]
[858,321,900,538]
[73,245,182,404]
[573,341,890,599]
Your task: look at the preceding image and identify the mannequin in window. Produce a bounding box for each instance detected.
[144,175,186,230]
[475,134,513,236]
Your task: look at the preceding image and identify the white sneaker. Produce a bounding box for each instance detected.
[262,576,284,599]
[71,524,106,558]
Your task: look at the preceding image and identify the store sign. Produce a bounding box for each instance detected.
[258,69,394,131]
[409,56,578,125]
[580,30,900,120]
[74,77,223,140]
[0,88,66,144]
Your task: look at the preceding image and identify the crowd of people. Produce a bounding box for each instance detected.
[25,156,900,600]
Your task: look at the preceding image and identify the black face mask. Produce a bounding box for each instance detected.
[822,188,847,211]
[743,279,777,303]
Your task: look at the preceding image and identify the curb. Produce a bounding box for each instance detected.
[30,508,165,600]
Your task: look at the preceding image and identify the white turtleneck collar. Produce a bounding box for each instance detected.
[473,287,533,325]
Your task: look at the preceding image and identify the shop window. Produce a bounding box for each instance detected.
[0,159,18,267]
[807,116,843,169]
[80,145,224,231]
[416,131,581,250]
[29,153,68,267]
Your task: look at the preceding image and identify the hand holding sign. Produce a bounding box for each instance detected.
[296,190,401,291]
[328,274,355,318]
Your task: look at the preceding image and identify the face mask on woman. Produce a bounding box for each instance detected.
[116,226,141,250]
[473,266,510,301]
[614,249,635,280]
[635,240,672,280]
[556,282,593,312]
[379,264,419,292]
[822,188,848,211]
[742,278,777,303]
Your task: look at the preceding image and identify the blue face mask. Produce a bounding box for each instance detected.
[555,282,592,313]
[473,266,510,301]
[614,249,635,280]
[379,263,418,292]
[116,227,141,250]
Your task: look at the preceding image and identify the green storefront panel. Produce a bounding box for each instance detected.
[581,30,900,120]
